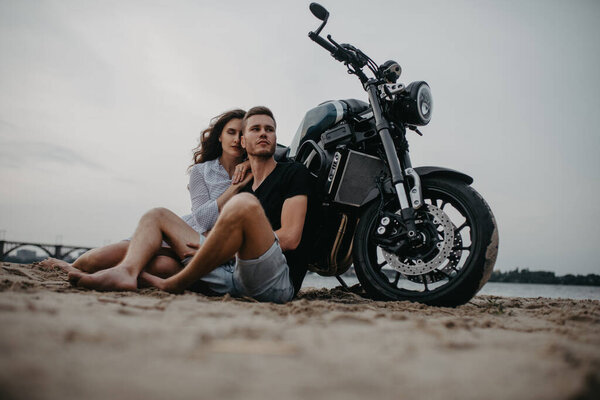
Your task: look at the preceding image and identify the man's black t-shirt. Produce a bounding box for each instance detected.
[241,162,313,296]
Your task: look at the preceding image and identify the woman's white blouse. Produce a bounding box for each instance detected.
[181,158,231,235]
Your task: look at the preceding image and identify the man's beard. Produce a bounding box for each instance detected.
[247,143,276,158]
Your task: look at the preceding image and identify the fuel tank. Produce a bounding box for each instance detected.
[289,99,369,157]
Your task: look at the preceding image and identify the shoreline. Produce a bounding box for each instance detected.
[1,262,599,400]
[302,273,600,300]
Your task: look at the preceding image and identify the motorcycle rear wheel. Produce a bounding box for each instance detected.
[353,177,498,307]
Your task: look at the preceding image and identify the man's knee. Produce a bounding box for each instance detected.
[221,193,263,222]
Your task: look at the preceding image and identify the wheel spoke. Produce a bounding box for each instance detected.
[436,269,452,279]
[379,271,390,281]
[430,198,438,207]
[455,221,468,232]
[440,200,447,209]
[377,260,387,270]
[421,275,429,292]
[393,271,401,286]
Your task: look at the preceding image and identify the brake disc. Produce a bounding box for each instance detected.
[381,205,454,276]
[406,226,463,284]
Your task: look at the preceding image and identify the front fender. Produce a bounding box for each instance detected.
[414,166,473,185]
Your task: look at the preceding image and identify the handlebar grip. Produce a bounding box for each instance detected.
[308,32,337,54]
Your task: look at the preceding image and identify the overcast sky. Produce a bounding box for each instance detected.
[1,0,599,274]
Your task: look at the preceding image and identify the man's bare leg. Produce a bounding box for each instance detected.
[141,193,276,293]
[68,208,200,291]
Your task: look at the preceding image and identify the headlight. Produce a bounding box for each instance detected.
[414,82,433,124]
[393,81,433,126]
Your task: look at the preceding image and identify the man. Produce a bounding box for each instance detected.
[69,106,312,303]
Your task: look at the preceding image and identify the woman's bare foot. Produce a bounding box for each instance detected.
[68,266,138,291]
[38,258,79,274]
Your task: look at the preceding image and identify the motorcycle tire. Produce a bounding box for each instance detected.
[353,177,498,307]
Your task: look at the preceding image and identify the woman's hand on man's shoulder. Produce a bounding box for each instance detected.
[232,171,253,189]
[232,160,251,184]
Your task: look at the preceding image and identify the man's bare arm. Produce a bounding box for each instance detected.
[274,195,307,252]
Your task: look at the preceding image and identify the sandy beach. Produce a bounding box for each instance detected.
[0,262,598,400]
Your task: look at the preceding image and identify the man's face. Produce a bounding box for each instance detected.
[242,114,277,158]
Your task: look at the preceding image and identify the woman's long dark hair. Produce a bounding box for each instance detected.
[190,109,246,167]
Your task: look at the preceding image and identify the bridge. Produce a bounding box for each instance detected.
[0,240,93,261]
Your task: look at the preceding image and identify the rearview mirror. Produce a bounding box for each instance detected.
[309,3,329,22]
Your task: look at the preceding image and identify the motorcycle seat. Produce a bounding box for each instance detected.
[274,144,290,162]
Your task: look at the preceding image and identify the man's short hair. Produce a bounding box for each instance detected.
[242,106,276,131]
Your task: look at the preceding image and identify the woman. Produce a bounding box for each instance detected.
[39,109,252,289]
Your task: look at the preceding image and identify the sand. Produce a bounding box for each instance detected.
[0,262,599,400]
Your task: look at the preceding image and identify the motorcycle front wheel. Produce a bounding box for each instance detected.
[353,177,498,307]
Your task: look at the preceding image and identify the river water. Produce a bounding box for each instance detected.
[301,274,600,301]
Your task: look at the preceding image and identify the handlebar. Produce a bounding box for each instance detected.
[309,23,376,84]
[308,31,365,67]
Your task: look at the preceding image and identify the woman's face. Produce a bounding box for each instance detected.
[219,118,243,159]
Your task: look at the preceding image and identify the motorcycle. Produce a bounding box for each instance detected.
[277,3,499,306]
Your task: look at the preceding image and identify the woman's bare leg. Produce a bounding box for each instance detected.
[37,258,80,274]
[137,255,184,288]
[39,243,183,280]
[69,208,199,291]
[73,242,182,273]
[73,242,129,272]
[39,242,128,274]
[144,255,183,278]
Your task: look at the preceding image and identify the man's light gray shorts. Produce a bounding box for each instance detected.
[185,235,294,304]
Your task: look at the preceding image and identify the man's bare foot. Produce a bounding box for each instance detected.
[38,258,79,274]
[139,272,182,294]
[68,267,138,291]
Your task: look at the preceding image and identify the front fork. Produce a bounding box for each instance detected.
[366,82,424,241]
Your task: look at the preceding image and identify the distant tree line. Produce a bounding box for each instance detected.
[489,268,600,286]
